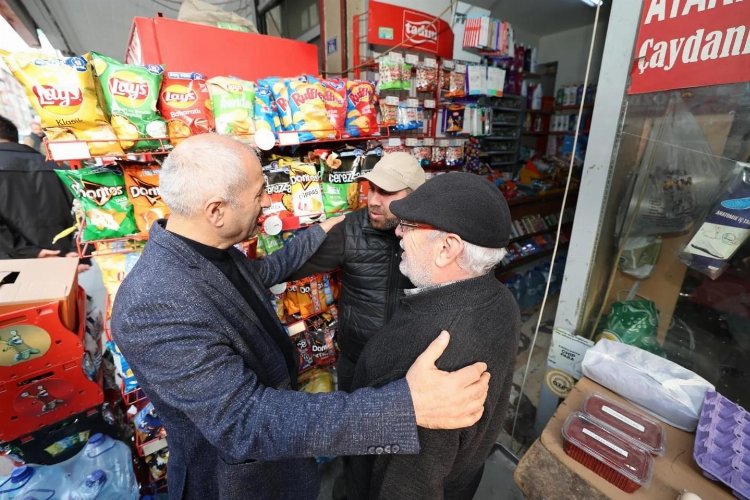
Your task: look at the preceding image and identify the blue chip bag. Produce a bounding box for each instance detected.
[286,75,333,142]
[254,81,280,134]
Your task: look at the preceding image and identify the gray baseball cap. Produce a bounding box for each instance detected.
[362,152,425,192]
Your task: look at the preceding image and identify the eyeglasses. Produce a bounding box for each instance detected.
[398,220,436,231]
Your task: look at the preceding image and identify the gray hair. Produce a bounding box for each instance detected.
[429,230,507,276]
[159,136,253,217]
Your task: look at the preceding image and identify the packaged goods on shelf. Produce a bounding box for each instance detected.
[318,151,360,215]
[345,80,379,137]
[121,161,169,234]
[288,161,326,224]
[158,71,214,144]
[206,76,255,140]
[320,79,347,134]
[286,75,335,141]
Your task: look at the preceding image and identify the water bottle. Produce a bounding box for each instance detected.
[73,434,138,499]
[0,465,64,499]
[70,469,108,500]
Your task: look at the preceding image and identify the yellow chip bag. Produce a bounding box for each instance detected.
[121,161,170,233]
[289,161,325,224]
[206,76,255,141]
[1,51,122,156]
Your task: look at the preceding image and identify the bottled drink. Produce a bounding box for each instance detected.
[0,465,65,498]
[71,469,108,500]
[73,434,138,498]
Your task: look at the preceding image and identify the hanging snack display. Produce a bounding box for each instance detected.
[345,80,379,137]
[261,158,294,220]
[319,149,360,215]
[444,104,466,134]
[55,165,137,241]
[158,71,214,145]
[263,77,293,131]
[254,80,281,134]
[1,51,123,156]
[447,70,466,98]
[89,52,166,151]
[378,58,402,91]
[308,312,338,367]
[286,75,333,141]
[320,79,347,134]
[206,76,255,139]
[289,161,325,223]
[416,64,438,92]
[121,161,170,233]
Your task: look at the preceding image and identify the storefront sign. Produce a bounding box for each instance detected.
[629,0,750,94]
[367,1,454,59]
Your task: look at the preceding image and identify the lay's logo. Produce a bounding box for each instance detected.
[163,89,196,103]
[109,73,149,104]
[227,82,244,93]
[33,85,82,108]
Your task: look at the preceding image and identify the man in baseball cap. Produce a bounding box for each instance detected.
[291,151,426,391]
[346,172,521,499]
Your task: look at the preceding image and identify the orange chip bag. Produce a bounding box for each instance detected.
[287,277,327,319]
[121,161,170,233]
[158,71,214,145]
[1,51,122,156]
[345,80,379,137]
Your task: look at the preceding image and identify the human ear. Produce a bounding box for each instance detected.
[435,234,464,268]
[204,197,225,227]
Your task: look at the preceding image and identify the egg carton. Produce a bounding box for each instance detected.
[693,390,750,500]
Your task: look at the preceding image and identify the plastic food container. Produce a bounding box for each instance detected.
[583,393,666,456]
[562,412,654,492]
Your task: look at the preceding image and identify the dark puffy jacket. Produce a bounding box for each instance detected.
[0,142,76,259]
[291,209,412,361]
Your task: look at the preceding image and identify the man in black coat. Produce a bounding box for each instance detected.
[0,115,76,260]
[347,172,522,499]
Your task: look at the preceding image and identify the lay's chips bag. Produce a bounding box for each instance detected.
[89,52,166,151]
[56,165,137,241]
[254,81,280,134]
[207,76,255,141]
[158,71,214,145]
[262,77,293,131]
[121,161,170,233]
[289,161,325,224]
[1,51,122,156]
[319,150,360,215]
[286,75,333,141]
[345,80,379,137]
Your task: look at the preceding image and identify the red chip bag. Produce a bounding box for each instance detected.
[320,79,347,135]
[345,80,379,137]
[158,71,214,145]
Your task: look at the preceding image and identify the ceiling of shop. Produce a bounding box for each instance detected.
[489,0,611,36]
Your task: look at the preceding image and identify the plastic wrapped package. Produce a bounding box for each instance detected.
[582,339,714,431]
[583,393,665,456]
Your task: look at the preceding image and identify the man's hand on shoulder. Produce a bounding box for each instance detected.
[318,215,345,233]
[406,331,490,429]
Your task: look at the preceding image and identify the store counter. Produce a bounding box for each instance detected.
[513,377,733,499]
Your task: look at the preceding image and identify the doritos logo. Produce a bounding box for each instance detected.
[33,85,82,108]
[70,177,124,206]
[128,176,161,206]
[109,75,149,102]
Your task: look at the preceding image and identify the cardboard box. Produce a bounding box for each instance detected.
[0,258,79,331]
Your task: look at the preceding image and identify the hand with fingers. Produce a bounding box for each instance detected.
[406,331,491,429]
[37,249,61,258]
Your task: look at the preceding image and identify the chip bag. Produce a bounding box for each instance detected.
[319,150,360,215]
[89,52,166,151]
[262,77,293,131]
[56,165,137,241]
[158,71,214,145]
[254,81,281,134]
[287,75,333,141]
[261,159,294,220]
[206,76,255,140]
[308,312,337,367]
[1,51,122,156]
[345,80,379,137]
[121,161,170,233]
[319,79,347,136]
[289,161,325,224]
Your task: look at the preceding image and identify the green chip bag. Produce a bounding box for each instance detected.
[206,76,255,141]
[56,166,137,241]
[319,150,360,215]
[89,52,166,151]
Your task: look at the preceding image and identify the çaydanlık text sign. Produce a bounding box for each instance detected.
[628,0,750,94]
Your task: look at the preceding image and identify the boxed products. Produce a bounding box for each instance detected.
[582,394,665,456]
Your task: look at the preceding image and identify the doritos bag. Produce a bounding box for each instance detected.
[56,165,137,241]
[1,51,122,156]
[320,79,347,136]
[345,80,379,137]
[286,75,333,141]
[254,81,280,134]
[308,312,337,367]
[319,150,359,215]
[121,161,169,233]
[289,161,325,224]
[89,52,166,151]
[158,71,214,145]
[206,76,255,140]
[261,158,294,220]
[263,77,293,131]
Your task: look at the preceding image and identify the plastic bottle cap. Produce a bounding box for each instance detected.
[88,433,104,445]
[86,469,107,486]
[10,465,32,481]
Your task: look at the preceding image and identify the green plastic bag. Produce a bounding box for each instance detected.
[596,299,666,357]
[56,166,137,241]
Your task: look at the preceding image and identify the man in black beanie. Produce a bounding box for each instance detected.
[346,172,521,500]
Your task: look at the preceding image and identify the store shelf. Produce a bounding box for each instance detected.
[549,130,590,135]
[493,106,524,112]
[555,104,594,111]
[489,160,518,167]
[522,131,547,136]
[525,109,553,115]
[509,221,573,244]
[480,135,519,141]
[496,242,569,275]
[507,187,577,207]
[480,150,515,156]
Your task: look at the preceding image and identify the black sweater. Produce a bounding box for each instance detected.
[347,273,521,500]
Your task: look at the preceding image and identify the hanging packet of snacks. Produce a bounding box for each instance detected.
[395,101,421,131]
[286,275,329,319]
[400,63,413,90]
[254,80,281,134]
[439,66,452,92]
[413,143,432,167]
[378,58,402,91]
[416,64,438,92]
[379,98,398,127]
[206,76,255,139]
[444,104,466,134]
[345,80,379,137]
[261,159,294,220]
[158,71,214,145]
[320,78,347,135]
[292,328,315,373]
[319,150,360,215]
[121,161,169,233]
[431,146,447,167]
[55,165,137,241]
[289,161,326,223]
[262,77,293,131]
[286,75,333,141]
[89,52,166,151]
[447,70,466,98]
[299,368,335,393]
[446,144,465,168]
[1,51,123,156]
[307,312,337,367]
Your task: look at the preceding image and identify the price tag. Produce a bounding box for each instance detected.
[278,132,300,146]
[387,137,402,147]
[455,63,467,74]
[438,139,450,147]
[286,320,306,337]
[405,54,419,65]
[423,99,436,109]
[442,60,455,70]
[388,52,403,61]
[384,95,400,106]
[47,141,91,162]
[423,137,435,146]
[423,57,437,68]
[405,138,419,146]
[406,98,419,108]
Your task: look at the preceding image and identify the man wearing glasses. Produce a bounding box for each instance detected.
[290,152,426,392]
[346,172,522,500]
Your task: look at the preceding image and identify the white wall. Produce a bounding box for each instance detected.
[538,21,608,91]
